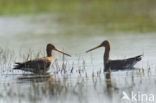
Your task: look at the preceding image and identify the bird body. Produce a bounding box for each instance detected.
[14,44,71,74]
[105,55,142,72]
[14,57,52,73]
[86,40,142,72]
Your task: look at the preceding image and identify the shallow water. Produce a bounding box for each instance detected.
[0,15,156,103]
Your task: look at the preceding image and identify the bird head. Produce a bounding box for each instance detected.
[46,43,71,57]
[86,40,110,53]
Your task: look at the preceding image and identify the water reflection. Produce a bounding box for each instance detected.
[0,66,154,103]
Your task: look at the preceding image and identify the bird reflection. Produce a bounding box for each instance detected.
[105,71,113,102]
[17,73,52,83]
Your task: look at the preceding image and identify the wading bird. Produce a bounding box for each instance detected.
[13,43,71,73]
[86,40,142,72]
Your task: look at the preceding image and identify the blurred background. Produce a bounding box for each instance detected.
[0,0,156,31]
[0,0,155,53]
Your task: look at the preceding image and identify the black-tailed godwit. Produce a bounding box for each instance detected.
[13,43,71,73]
[86,40,142,72]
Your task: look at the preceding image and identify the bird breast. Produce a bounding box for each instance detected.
[48,56,53,63]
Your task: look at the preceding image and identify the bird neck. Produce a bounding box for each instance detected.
[104,44,110,66]
[47,49,52,57]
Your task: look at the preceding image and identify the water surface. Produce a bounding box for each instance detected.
[0,15,156,103]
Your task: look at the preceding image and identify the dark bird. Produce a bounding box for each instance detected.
[86,40,142,72]
[13,43,71,74]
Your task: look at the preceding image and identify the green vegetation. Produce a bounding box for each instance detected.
[0,0,156,32]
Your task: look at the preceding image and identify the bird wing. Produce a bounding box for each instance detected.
[108,55,142,70]
[14,57,51,72]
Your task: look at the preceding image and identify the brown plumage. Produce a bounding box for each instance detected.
[13,43,71,73]
[86,40,142,72]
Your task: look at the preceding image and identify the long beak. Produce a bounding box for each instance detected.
[55,49,71,57]
[86,45,101,53]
